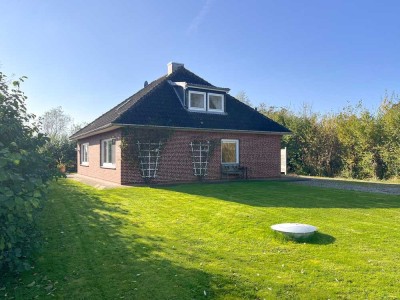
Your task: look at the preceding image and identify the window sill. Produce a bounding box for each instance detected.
[80,164,89,167]
[188,107,206,112]
[188,109,226,114]
[101,165,116,170]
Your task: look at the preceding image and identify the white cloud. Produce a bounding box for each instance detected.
[186,0,215,35]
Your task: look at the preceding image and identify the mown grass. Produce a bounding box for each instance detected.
[1,179,400,299]
[299,175,400,185]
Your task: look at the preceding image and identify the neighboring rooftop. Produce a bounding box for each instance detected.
[70,63,290,140]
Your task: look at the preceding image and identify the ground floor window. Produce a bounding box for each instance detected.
[101,138,116,168]
[80,143,89,165]
[221,139,239,164]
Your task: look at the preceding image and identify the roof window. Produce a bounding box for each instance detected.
[208,93,224,112]
[169,81,228,113]
[188,91,206,111]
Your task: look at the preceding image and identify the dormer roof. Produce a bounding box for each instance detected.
[171,81,230,93]
[70,65,290,140]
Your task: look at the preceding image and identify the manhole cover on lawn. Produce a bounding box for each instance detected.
[271,223,317,239]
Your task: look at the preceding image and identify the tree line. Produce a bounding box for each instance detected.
[244,93,400,180]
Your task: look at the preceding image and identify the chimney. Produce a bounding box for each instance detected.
[167,62,184,75]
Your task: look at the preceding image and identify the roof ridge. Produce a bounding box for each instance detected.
[227,94,289,131]
[110,67,188,122]
[70,73,167,138]
[123,66,190,107]
[174,67,214,86]
[114,75,166,112]
[111,66,213,125]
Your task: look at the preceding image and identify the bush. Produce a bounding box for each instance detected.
[42,137,77,173]
[0,72,58,271]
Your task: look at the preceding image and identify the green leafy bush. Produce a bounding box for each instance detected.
[261,96,400,180]
[0,72,58,271]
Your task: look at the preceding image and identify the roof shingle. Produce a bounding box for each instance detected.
[70,66,290,139]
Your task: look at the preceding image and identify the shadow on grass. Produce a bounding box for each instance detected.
[1,180,255,299]
[154,180,400,209]
[296,176,400,187]
[272,231,336,245]
[307,232,336,245]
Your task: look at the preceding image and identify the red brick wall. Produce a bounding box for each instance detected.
[121,130,282,184]
[77,129,122,184]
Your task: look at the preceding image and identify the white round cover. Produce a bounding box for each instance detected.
[271,223,317,234]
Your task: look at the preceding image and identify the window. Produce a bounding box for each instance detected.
[221,139,239,164]
[101,138,116,168]
[208,93,224,112]
[188,90,225,113]
[188,91,206,111]
[80,143,89,165]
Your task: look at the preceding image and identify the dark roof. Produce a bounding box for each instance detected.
[70,66,290,139]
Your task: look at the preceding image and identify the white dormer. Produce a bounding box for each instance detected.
[169,81,229,114]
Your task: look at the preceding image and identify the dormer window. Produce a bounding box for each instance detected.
[208,93,224,112]
[188,90,225,113]
[170,81,229,113]
[188,91,206,111]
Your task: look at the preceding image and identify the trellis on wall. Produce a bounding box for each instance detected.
[137,141,163,180]
[121,128,174,183]
[190,141,211,178]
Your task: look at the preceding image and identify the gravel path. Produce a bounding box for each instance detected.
[292,177,400,195]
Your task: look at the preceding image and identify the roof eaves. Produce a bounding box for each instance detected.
[113,123,292,135]
[69,124,121,140]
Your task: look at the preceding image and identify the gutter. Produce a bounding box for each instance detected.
[70,122,291,141]
[112,123,291,136]
[69,124,122,141]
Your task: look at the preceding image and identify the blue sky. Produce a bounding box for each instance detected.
[1,0,400,124]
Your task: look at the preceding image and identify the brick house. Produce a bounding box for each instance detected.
[70,63,290,184]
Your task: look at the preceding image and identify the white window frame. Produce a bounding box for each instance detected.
[101,138,116,168]
[221,139,239,164]
[80,143,89,166]
[188,91,206,111]
[207,93,224,113]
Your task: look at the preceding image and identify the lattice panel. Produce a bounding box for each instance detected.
[137,141,163,179]
[190,141,210,177]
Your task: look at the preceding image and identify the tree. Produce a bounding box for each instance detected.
[41,106,72,140]
[235,91,252,106]
[40,107,82,172]
[377,94,400,178]
[0,72,58,271]
[335,102,386,179]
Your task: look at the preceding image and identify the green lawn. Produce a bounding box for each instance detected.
[2,180,400,299]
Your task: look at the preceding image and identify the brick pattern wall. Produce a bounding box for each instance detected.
[121,130,281,184]
[77,129,122,184]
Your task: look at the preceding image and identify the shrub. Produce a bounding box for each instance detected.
[0,72,58,271]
